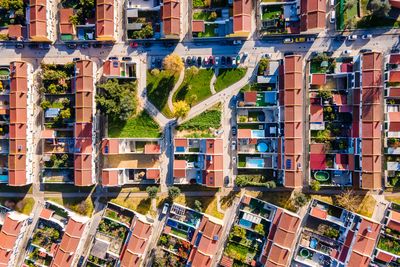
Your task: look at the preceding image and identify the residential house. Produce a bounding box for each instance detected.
[300,0,326,32]
[101,138,162,186]
[235,59,280,183]
[158,203,223,267]
[384,53,400,188]
[102,59,136,79]
[173,138,224,187]
[96,0,116,41]
[371,202,400,266]
[29,0,56,42]
[0,62,34,186]
[85,202,153,267]
[259,0,301,35]
[24,201,89,267]
[0,209,29,267]
[292,199,381,267]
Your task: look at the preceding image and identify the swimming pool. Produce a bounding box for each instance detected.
[0,175,7,183]
[257,142,268,152]
[175,146,185,153]
[247,158,265,168]
[239,219,252,228]
[251,130,265,138]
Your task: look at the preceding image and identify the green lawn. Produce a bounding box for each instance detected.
[173,69,213,105]
[147,70,178,118]
[262,5,283,20]
[108,111,161,138]
[215,68,247,92]
[47,197,94,217]
[177,108,221,131]
[0,197,35,215]
[198,24,218,38]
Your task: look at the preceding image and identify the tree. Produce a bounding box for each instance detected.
[69,15,79,26]
[310,180,321,191]
[59,108,71,119]
[258,58,270,75]
[345,0,356,9]
[293,192,308,208]
[370,0,390,17]
[173,101,190,118]
[254,224,265,236]
[188,66,199,76]
[336,189,361,212]
[317,88,333,100]
[189,94,198,106]
[194,200,202,212]
[150,68,160,76]
[210,11,217,20]
[146,186,158,199]
[163,53,184,74]
[96,79,137,121]
[232,225,246,239]
[168,186,181,201]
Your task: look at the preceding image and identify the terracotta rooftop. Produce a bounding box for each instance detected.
[205,139,223,154]
[390,54,400,64]
[7,24,23,40]
[387,209,400,232]
[174,138,188,148]
[96,0,115,41]
[300,0,326,31]
[39,208,54,220]
[29,0,48,41]
[311,73,326,85]
[60,8,74,35]
[146,169,160,179]
[144,143,161,154]
[103,60,120,77]
[244,91,257,103]
[102,169,119,186]
[162,0,180,36]
[0,212,27,265]
[233,0,252,34]
[192,20,205,33]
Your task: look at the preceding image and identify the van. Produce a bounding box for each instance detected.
[330,11,336,23]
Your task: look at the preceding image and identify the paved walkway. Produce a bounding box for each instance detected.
[167,69,185,112]
[210,68,218,94]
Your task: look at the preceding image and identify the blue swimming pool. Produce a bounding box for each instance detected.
[264,92,277,105]
[257,142,268,152]
[247,158,265,168]
[251,130,265,138]
[175,146,185,152]
[239,219,252,228]
[310,238,318,249]
[0,175,7,183]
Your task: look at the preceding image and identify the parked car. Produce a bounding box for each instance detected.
[191,56,197,65]
[109,56,118,61]
[204,57,209,65]
[348,35,357,40]
[92,43,102,48]
[342,50,352,55]
[80,43,90,48]
[360,49,372,53]
[213,56,218,65]
[66,43,77,49]
[72,57,81,62]
[236,55,241,65]
[231,141,236,151]
[15,43,24,49]
[186,57,192,65]
[361,34,372,39]
[233,40,242,45]
[231,126,237,136]
[295,37,306,43]
[232,156,236,164]
[221,56,226,65]
[283,38,294,44]
[227,56,232,66]
[122,56,132,61]
[162,203,170,215]
[306,37,316,42]
[197,56,202,66]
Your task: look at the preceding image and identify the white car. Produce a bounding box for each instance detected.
[231,141,236,151]
[232,156,237,164]
[361,34,372,39]
[342,50,352,55]
[348,35,357,40]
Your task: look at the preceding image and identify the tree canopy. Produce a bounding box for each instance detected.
[163,53,184,74]
[173,101,190,119]
[96,79,137,121]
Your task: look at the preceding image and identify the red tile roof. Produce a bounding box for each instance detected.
[309,154,326,170]
[52,217,86,267]
[390,54,400,64]
[175,138,188,148]
[283,55,303,188]
[173,160,187,178]
[348,218,380,267]
[162,0,180,36]
[60,8,74,35]
[103,60,120,77]
[102,169,120,186]
[300,0,326,31]
[146,169,160,179]
[220,256,234,267]
[206,139,223,154]
[266,244,290,266]
[189,249,212,267]
[389,70,400,83]
[310,102,323,122]
[102,139,119,154]
[144,144,161,154]
[233,0,252,34]
[310,207,328,220]
[29,0,49,41]
[96,0,115,41]
[192,20,205,33]
[244,91,257,103]
[311,73,326,85]
[8,61,28,186]
[387,210,400,232]
[0,212,27,265]
[7,24,23,40]
[361,52,382,190]
[40,208,54,220]
[238,128,252,138]
[375,251,394,263]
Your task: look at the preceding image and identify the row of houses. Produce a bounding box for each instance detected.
[220,195,400,267]
[1,0,329,43]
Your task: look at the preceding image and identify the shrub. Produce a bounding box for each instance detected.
[194,200,202,212]
[146,186,158,199]
[168,186,181,201]
[310,180,321,191]
[293,192,308,208]
[150,68,160,76]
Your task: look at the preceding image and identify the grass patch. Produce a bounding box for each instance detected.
[177,108,221,131]
[197,24,218,38]
[173,69,213,105]
[245,191,297,212]
[215,68,247,92]
[108,110,161,138]
[108,197,154,217]
[0,197,35,215]
[147,70,178,118]
[46,197,94,217]
[174,196,224,219]
[386,196,400,205]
